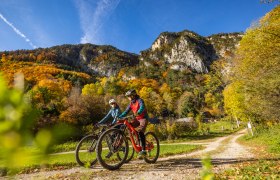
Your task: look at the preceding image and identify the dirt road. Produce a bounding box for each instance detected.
[12,129,254,180]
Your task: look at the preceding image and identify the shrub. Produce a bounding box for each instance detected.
[146,119,198,140]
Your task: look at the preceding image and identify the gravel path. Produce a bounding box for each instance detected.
[7,129,254,180]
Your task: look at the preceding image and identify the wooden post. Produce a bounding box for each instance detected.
[247,121,254,136]
[235,116,240,128]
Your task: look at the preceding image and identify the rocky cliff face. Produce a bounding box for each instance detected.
[140,30,242,73]
[76,44,138,76]
[207,33,243,58]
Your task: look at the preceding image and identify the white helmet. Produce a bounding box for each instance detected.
[109,99,116,105]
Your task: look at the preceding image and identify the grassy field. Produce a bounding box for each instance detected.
[239,125,280,155]
[215,124,280,179]
[215,159,280,179]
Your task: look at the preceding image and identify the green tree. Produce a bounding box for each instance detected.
[177,91,196,117]
[105,77,122,95]
[203,60,226,117]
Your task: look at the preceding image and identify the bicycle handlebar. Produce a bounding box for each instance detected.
[117,114,136,121]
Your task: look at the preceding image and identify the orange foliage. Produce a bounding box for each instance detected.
[1,54,7,63]
[0,62,90,87]
[38,79,72,96]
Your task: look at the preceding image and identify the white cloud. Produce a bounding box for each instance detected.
[0,13,37,49]
[75,0,121,44]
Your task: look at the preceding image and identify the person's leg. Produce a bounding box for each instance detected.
[136,119,148,158]
[138,131,146,151]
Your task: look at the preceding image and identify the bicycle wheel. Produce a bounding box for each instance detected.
[75,134,98,167]
[121,137,134,163]
[96,128,128,170]
[144,132,160,163]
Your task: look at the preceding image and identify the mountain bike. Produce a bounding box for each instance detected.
[75,124,108,167]
[75,124,134,167]
[96,115,160,170]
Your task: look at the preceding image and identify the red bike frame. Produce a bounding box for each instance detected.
[117,118,154,153]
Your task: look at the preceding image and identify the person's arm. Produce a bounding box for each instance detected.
[118,104,131,118]
[98,110,112,124]
[137,99,145,115]
[112,108,121,124]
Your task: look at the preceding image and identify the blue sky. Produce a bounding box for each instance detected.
[0,0,278,54]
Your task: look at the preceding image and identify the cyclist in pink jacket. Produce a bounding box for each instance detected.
[118,89,149,158]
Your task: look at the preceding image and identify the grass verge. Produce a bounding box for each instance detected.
[215,159,280,179]
[215,124,280,179]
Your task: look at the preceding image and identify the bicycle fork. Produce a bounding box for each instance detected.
[105,133,123,153]
[105,135,115,153]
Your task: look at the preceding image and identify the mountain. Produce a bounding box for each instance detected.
[0,30,242,80]
[139,30,242,73]
[0,44,139,77]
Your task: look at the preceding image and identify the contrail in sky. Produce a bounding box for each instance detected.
[0,13,37,49]
[76,0,121,44]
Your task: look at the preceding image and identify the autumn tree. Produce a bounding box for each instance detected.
[59,87,90,125]
[138,87,164,116]
[1,54,7,63]
[224,5,280,123]
[60,87,105,127]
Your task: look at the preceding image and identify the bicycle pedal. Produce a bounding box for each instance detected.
[105,152,113,158]
[88,149,94,153]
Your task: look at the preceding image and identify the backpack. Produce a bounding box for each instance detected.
[148,117,160,124]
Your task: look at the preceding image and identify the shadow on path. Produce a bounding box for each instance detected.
[113,157,280,172]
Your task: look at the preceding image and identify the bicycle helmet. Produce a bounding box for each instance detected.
[109,99,116,105]
[125,89,137,97]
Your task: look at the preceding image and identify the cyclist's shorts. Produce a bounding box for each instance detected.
[131,119,147,132]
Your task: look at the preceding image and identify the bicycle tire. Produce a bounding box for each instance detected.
[75,134,98,167]
[96,128,129,170]
[118,137,134,163]
[144,132,160,163]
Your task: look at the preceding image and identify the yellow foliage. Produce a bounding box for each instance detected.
[117,69,125,79]
[1,54,7,63]
[97,86,104,95]
[0,62,90,87]
[224,5,280,122]
[159,83,171,95]
[82,83,96,96]
[100,77,108,87]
